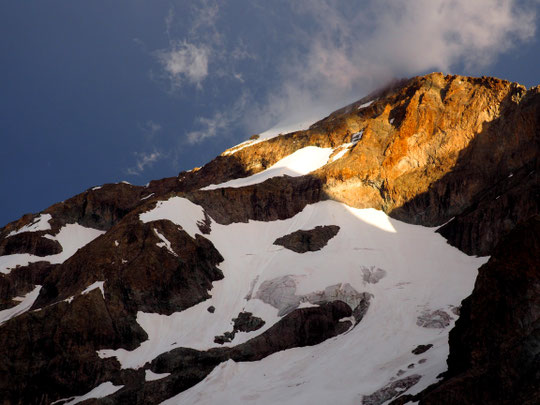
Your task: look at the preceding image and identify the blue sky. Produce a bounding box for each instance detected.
[1,0,539,227]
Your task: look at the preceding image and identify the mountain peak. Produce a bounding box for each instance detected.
[1,73,538,404]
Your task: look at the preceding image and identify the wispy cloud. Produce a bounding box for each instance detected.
[125,121,164,175]
[155,41,210,89]
[125,151,163,176]
[251,0,537,133]
[153,1,224,91]
[186,92,249,144]
[139,120,162,140]
[148,0,537,157]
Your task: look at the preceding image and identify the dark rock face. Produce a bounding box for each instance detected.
[188,175,326,225]
[214,311,266,344]
[0,214,225,404]
[230,301,352,362]
[273,225,340,253]
[33,217,224,314]
[0,261,57,310]
[412,344,433,355]
[420,216,540,404]
[0,290,135,405]
[0,232,62,257]
[436,158,540,255]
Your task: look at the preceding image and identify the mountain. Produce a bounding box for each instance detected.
[0,72,538,405]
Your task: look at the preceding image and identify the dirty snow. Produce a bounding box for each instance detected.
[0,285,42,326]
[81,281,105,299]
[99,197,487,405]
[352,130,364,143]
[51,382,123,405]
[7,213,52,237]
[202,146,333,190]
[0,224,105,274]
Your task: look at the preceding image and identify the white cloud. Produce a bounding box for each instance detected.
[149,0,537,151]
[247,0,537,134]
[155,41,210,88]
[126,151,163,176]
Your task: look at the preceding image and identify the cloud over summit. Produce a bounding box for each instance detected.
[146,0,538,165]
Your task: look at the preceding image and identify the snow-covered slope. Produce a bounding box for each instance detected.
[203,146,333,190]
[3,73,535,405]
[0,223,105,275]
[97,197,486,403]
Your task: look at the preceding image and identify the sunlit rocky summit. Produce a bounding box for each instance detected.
[0,73,538,405]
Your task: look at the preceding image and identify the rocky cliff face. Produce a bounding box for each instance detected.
[0,73,538,404]
[419,215,540,405]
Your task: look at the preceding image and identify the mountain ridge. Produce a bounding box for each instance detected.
[0,72,538,404]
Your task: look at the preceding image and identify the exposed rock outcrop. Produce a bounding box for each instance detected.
[418,216,540,404]
[0,232,62,257]
[273,225,340,253]
[364,375,422,405]
[214,311,266,344]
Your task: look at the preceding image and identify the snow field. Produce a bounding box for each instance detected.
[99,196,486,404]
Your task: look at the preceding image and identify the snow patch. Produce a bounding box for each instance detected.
[140,197,205,239]
[7,213,52,237]
[222,139,260,156]
[358,100,375,109]
[297,302,320,309]
[0,285,41,325]
[202,146,333,190]
[51,382,123,405]
[154,228,178,257]
[141,193,154,201]
[91,186,102,191]
[82,281,105,299]
[145,370,171,382]
[0,224,105,274]
[330,143,354,163]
